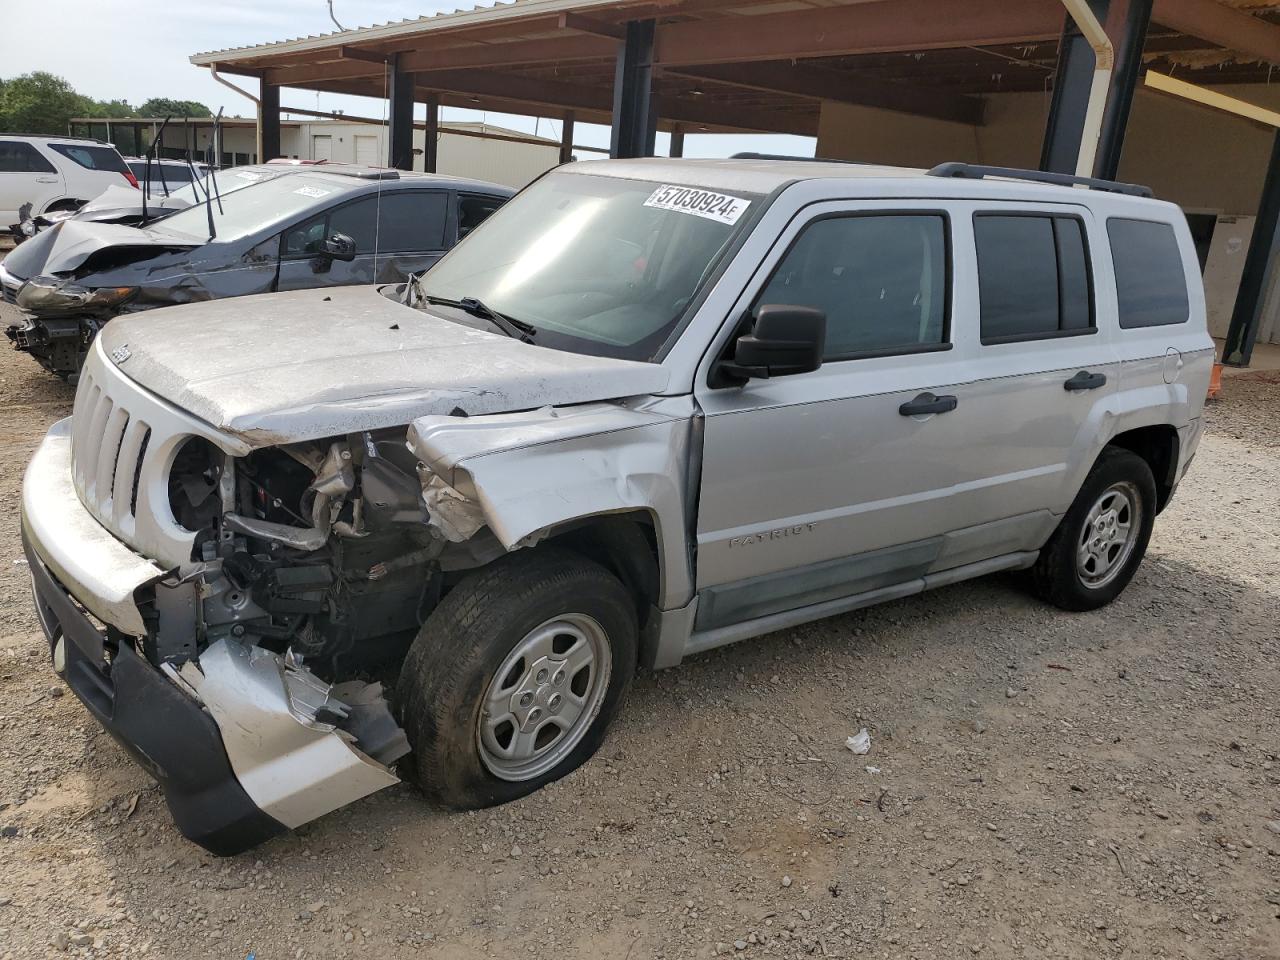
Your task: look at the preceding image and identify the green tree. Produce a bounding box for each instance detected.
[0,71,92,135]
[138,97,212,119]
[81,98,137,119]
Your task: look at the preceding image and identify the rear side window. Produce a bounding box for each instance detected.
[1107,218,1189,328]
[0,140,56,174]
[458,193,505,239]
[757,213,949,360]
[975,214,1093,343]
[48,143,128,174]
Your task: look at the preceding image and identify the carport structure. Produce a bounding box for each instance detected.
[192,0,1280,164]
[192,0,1280,361]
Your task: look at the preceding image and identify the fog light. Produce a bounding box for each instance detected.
[53,636,66,675]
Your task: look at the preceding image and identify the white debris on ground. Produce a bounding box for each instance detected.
[844,728,872,755]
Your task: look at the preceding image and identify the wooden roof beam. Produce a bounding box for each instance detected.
[653,0,1064,66]
[338,45,389,64]
[557,12,624,40]
[1151,0,1280,65]
[665,61,985,125]
[412,68,816,135]
[399,33,615,72]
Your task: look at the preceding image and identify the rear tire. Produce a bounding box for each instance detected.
[1030,447,1156,611]
[395,548,637,809]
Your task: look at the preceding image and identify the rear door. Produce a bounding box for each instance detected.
[960,200,1121,523]
[0,140,62,223]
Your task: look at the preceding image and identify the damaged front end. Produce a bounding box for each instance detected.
[24,401,429,852]
[4,221,200,379]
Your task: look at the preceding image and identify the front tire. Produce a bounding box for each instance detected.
[396,548,637,809]
[1030,447,1156,611]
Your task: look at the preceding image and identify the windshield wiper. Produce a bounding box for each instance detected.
[425,295,537,343]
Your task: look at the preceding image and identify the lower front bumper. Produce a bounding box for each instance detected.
[26,534,286,855]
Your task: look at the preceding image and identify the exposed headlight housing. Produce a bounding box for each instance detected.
[16,277,136,316]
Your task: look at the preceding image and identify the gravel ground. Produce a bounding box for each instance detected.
[0,300,1277,960]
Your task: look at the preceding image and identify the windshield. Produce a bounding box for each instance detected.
[152,172,342,242]
[419,172,758,361]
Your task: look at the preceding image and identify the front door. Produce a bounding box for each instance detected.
[0,140,62,223]
[275,190,450,291]
[694,203,972,631]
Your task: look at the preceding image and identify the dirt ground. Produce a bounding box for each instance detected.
[0,300,1277,960]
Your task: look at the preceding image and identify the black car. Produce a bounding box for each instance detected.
[2,165,512,378]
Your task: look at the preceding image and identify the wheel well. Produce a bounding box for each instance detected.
[1107,425,1179,512]
[543,513,661,626]
[43,198,83,213]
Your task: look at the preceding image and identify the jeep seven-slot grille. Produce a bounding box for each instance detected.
[71,369,152,543]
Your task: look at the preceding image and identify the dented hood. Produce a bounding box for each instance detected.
[15,219,198,277]
[76,184,191,219]
[97,285,671,446]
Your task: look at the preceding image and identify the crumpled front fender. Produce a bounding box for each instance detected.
[407,398,698,609]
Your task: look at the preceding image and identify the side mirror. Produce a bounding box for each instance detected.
[313,232,357,271]
[720,305,826,381]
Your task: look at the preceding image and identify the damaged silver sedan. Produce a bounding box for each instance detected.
[22,157,1211,854]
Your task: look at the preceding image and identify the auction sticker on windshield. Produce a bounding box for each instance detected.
[293,186,332,199]
[644,185,750,225]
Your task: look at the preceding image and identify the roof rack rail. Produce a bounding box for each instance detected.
[730,152,863,165]
[926,162,1153,198]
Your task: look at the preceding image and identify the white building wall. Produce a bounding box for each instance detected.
[279,120,558,188]
[816,83,1280,346]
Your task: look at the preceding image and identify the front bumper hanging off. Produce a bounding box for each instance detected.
[26,541,287,855]
[22,418,405,855]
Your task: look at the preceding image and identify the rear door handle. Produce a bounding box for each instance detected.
[35,176,58,183]
[1064,370,1107,391]
[899,392,958,417]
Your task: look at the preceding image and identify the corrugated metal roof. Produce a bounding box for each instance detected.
[190,0,625,63]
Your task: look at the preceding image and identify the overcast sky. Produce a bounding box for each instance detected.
[3,0,814,157]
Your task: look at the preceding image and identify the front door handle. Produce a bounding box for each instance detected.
[899,392,958,417]
[35,176,58,183]
[1064,370,1107,392]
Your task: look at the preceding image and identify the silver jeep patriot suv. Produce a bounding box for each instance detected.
[21,158,1212,854]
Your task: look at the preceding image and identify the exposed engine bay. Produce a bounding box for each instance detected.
[147,429,471,681]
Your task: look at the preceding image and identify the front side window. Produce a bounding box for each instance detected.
[1108,218,1189,328]
[975,214,1093,343]
[282,192,448,256]
[0,140,56,174]
[419,173,758,361]
[757,214,949,359]
[48,143,128,174]
[377,191,447,251]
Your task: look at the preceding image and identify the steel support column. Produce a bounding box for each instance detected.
[1222,130,1280,368]
[669,124,685,158]
[610,19,657,159]
[559,112,576,165]
[1040,0,1111,175]
[1094,0,1151,179]
[423,94,439,173]
[260,82,281,162]
[388,55,415,170]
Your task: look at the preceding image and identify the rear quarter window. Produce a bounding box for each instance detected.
[1107,218,1189,328]
[48,143,128,174]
